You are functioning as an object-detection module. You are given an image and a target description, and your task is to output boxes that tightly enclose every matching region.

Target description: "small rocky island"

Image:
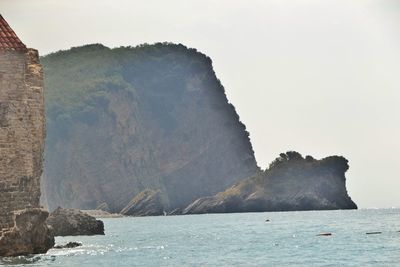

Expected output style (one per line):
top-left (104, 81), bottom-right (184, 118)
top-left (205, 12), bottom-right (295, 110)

top-left (183, 151), bottom-right (357, 214)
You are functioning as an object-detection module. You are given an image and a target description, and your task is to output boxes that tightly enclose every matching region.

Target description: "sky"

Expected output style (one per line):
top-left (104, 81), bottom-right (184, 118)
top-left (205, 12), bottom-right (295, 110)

top-left (2, 0), bottom-right (400, 208)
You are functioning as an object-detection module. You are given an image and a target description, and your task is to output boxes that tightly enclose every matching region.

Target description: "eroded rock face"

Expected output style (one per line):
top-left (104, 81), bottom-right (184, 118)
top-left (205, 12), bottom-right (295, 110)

top-left (0, 209), bottom-right (54, 257)
top-left (120, 189), bottom-right (165, 216)
top-left (183, 152), bottom-right (357, 214)
top-left (42, 43), bottom-right (259, 212)
top-left (47, 207), bottom-right (104, 236)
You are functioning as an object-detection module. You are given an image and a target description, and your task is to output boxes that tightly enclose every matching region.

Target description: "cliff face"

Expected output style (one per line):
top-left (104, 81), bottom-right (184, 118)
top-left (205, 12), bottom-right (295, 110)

top-left (183, 151), bottom-right (357, 214)
top-left (0, 15), bottom-right (53, 256)
top-left (41, 43), bottom-right (259, 212)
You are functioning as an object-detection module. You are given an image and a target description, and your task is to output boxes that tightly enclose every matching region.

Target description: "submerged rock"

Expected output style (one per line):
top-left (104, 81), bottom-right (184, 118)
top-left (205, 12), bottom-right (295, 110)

top-left (317, 233), bottom-right (332, 236)
top-left (366, 232), bottom-right (382, 235)
top-left (0, 209), bottom-right (54, 257)
top-left (47, 207), bottom-right (104, 236)
top-left (183, 152), bottom-right (357, 214)
top-left (120, 189), bottom-right (165, 216)
top-left (54, 242), bottom-right (82, 249)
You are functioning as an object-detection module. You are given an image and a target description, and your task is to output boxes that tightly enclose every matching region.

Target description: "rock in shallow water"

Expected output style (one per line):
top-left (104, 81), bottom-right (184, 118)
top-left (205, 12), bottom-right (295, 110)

top-left (0, 208), bottom-right (54, 257)
top-left (47, 207), bottom-right (104, 236)
top-left (54, 242), bottom-right (82, 249)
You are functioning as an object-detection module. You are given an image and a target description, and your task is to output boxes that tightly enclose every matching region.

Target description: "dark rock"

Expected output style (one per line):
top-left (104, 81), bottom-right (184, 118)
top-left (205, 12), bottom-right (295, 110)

top-left (54, 242), bottom-right (82, 249)
top-left (317, 233), bottom-right (332, 236)
top-left (47, 207), bottom-right (104, 236)
top-left (366, 232), bottom-right (382, 235)
top-left (183, 152), bottom-right (357, 214)
top-left (120, 189), bottom-right (165, 216)
top-left (0, 208), bottom-right (54, 257)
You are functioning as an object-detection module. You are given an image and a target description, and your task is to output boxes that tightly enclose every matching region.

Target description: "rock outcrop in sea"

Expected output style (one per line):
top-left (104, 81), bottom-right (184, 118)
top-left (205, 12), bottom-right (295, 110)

top-left (47, 207), bottom-right (105, 236)
top-left (54, 242), bottom-right (82, 249)
top-left (183, 151), bottom-right (357, 214)
top-left (0, 15), bottom-right (54, 256)
top-left (41, 43), bottom-right (259, 213)
top-left (0, 209), bottom-right (54, 256)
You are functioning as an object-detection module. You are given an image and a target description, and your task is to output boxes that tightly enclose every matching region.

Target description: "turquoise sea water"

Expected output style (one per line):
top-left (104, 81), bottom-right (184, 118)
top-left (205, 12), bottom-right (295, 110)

top-left (1, 209), bottom-right (400, 266)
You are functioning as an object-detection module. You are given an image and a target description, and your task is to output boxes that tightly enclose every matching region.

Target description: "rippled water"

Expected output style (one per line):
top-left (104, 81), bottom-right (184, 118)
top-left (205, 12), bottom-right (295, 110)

top-left (1, 209), bottom-right (400, 266)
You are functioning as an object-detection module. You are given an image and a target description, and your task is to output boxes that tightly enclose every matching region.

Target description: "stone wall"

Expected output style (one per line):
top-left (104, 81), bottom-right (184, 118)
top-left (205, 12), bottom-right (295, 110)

top-left (0, 48), bottom-right (45, 231)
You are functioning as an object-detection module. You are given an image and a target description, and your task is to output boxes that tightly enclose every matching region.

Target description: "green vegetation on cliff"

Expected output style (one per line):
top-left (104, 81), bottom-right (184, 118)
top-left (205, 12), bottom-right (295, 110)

top-left (43, 43), bottom-right (219, 142)
top-left (41, 43), bottom-right (259, 212)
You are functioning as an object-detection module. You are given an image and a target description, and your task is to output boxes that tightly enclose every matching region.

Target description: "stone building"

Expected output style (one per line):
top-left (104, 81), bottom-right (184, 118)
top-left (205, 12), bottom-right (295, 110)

top-left (0, 14), bottom-right (53, 256)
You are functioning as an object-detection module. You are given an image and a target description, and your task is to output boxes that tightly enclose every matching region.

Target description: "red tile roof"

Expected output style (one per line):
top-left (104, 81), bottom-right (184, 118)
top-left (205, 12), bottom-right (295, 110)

top-left (0, 14), bottom-right (27, 51)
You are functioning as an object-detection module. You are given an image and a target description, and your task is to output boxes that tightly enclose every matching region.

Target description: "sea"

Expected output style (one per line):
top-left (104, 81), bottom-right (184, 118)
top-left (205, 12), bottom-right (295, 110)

top-left (1, 209), bottom-right (400, 266)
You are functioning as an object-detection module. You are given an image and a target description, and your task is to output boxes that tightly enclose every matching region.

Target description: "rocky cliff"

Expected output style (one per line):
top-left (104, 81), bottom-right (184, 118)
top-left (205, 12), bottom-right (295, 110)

top-left (183, 151), bottom-right (357, 214)
top-left (41, 43), bottom-right (259, 213)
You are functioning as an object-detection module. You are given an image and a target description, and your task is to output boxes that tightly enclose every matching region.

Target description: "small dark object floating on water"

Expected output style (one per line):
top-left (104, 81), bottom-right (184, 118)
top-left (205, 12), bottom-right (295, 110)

top-left (265, 219), bottom-right (270, 222)
top-left (316, 233), bottom-right (332, 236)
top-left (54, 242), bottom-right (82, 249)
top-left (366, 232), bottom-right (382, 235)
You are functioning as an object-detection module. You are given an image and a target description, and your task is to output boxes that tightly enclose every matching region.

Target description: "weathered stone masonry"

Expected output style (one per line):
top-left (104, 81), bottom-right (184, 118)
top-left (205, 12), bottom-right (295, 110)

top-left (0, 49), bottom-right (45, 230)
top-left (0, 15), bottom-right (53, 256)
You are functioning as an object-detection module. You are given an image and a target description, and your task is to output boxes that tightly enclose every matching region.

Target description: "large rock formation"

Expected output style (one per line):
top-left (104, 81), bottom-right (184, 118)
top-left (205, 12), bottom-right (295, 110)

top-left (0, 209), bottom-right (54, 257)
top-left (120, 189), bottom-right (164, 216)
top-left (183, 152), bottom-right (357, 214)
top-left (41, 43), bottom-right (259, 213)
top-left (47, 207), bottom-right (104, 236)
top-left (0, 15), bottom-right (53, 256)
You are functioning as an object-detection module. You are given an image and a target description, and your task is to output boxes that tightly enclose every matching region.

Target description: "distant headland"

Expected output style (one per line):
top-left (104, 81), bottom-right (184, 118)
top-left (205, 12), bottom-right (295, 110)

top-left (40, 44), bottom-right (357, 216)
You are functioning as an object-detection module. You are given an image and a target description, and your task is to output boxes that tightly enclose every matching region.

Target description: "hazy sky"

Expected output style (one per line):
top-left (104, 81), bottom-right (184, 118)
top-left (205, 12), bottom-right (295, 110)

top-left (2, 0), bottom-right (400, 208)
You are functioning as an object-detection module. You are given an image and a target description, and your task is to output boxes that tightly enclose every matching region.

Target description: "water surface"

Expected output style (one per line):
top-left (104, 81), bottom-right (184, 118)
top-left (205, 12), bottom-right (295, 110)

top-left (1, 209), bottom-right (400, 266)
